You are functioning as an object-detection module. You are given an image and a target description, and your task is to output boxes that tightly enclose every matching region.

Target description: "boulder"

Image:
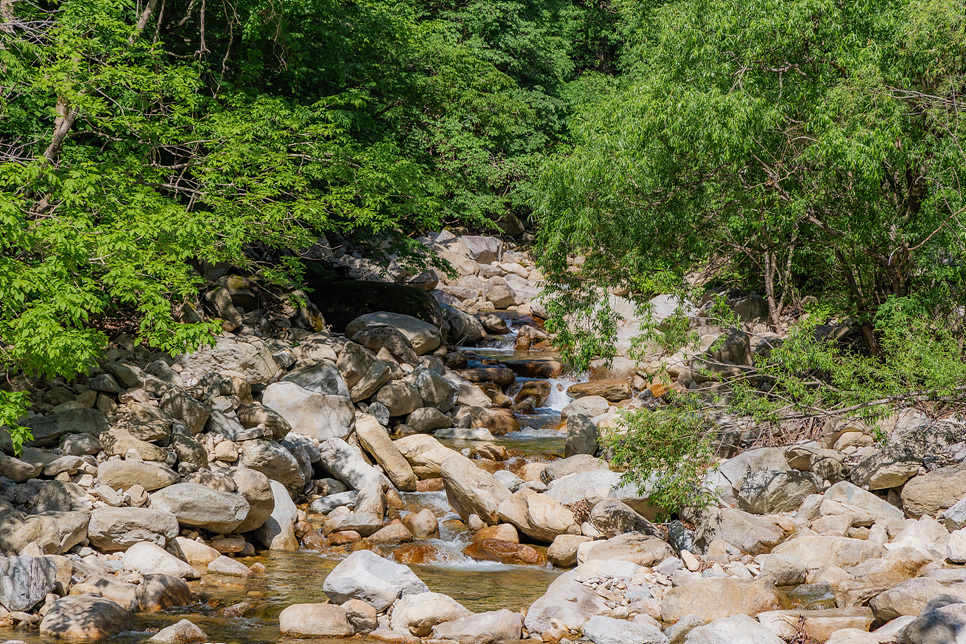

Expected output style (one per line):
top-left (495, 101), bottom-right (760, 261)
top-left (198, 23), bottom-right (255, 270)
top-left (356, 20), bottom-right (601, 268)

top-left (590, 499), bottom-right (661, 539)
top-left (318, 437), bottom-right (383, 490)
top-left (561, 395), bottom-right (610, 419)
top-left (0, 510), bottom-right (90, 556)
top-left (542, 454), bottom-right (609, 482)
top-left (0, 555), bottom-right (57, 612)
top-left (525, 570), bottom-right (609, 631)
top-left (396, 434), bottom-right (460, 478)
top-left (88, 507), bottom-right (180, 551)
top-left (346, 312), bottom-right (442, 356)
top-left (122, 542), bottom-right (199, 579)
top-left (39, 594), bottom-right (132, 641)
top-left (148, 619), bottom-right (208, 644)
top-left (771, 536), bottom-right (885, 569)
top-left (548, 534), bottom-right (594, 568)
top-left (356, 415), bottom-right (417, 491)
top-left (165, 537), bottom-right (220, 567)
top-left (137, 573), bottom-right (193, 611)
top-left (902, 463), bottom-right (966, 518)
top-left (583, 534), bottom-right (673, 566)
top-left (343, 599), bottom-right (378, 634)
top-left (254, 480), bottom-right (299, 551)
top-left (391, 591), bottom-right (472, 637)
top-left (149, 483), bottom-right (249, 533)
top-left (684, 614), bottom-right (783, 644)
top-left (582, 615), bottom-right (668, 644)
top-left (402, 508), bottom-right (439, 539)
top-left (566, 380), bottom-right (633, 402)
top-left (159, 390), bottom-right (210, 435)
top-left (737, 470), bottom-right (822, 514)
top-left (14, 408), bottom-right (109, 449)
top-left (431, 609), bottom-right (523, 644)
top-left (484, 277), bottom-right (516, 309)
top-left (756, 554), bottom-right (807, 586)
top-left (279, 603), bottom-right (354, 637)
top-left (565, 414), bottom-right (599, 458)
top-left (262, 381), bottom-right (354, 441)
top-left (756, 608), bottom-right (875, 642)
top-left (462, 236), bottom-right (502, 264)
top-left (463, 539), bottom-right (545, 565)
top-left (97, 460), bottom-right (179, 492)
top-left (353, 325), bottom-right (421, 365)
top-left (661, 579), bottom-right (781, 624)
top-left (407, 407), bottom-right (453, 433)
top-left (546, 469), bottom-right (622, 507)
top-left (870, 577), bottom-right (966, 622)
top-left (178, 336), bottom-right (280, 384)
top-left (239, 440), bottom-right (305, 494)
top-left (695, 507), bottom-right (785, 555)
top-left (0, 452), bottom-right (42, 482)
top-left (899, 596), bottom-right (966, 644)
top-left (411, 367), bottom-right (459, 412)
top-left (825, 481), bottom-right (905, 523)
top-left (442, 454), bottom-right (512, 525)
top-left (497, 489), bottom-right (578, 542)
top-left (374, 381), bottom-right (423, 417)
top-left (690, 329), bottom-right (752, 382)
top-left (230, 466), bottom-right (275, 533)
top-left (322, 550), bottom-right (428, 611)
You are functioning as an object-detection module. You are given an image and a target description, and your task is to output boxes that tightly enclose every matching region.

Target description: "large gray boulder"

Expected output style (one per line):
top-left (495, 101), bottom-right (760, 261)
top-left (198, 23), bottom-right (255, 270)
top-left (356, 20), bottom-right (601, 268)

top-left (695, 507), bottom-right (784, 555)
top-left (178, 336), bottom-right (280, 384)
top-left (318, 437), bottom-right (383, 490)
top-left (279, 603), bottom-right (354, 637)
top-left (262, 381), bottom-right (354, 441)
top-left (565, 414), bottom-right (598, 458)
top-left (391, 591), bottom-right (472, 637)
top-left (322, 550), bottom-right (428, 611)
top-left (122, 542), bottom-right (199, 579)
top-left (737, 470), bottom-right (822, 514)
top-left (355, 415), bottom-right (417, 491)
top-left (149, 483), bottom-right (250, 533)
top-left (239, 440), bottom-right (305, 494)
top-left (281, 361), bottom-right (349, 395)
top-left (11, 408), bottom-right (109, 449)
top-left (525, 568), bottom-right (609, 632)
top-left (98, 460), bottom-right (179, 492)
top-left (0, 555), bottom-right (58, 612)
top-left (683, 614), bottom-right (784, 644)
top-left (88, 507), bottom-right (180, 551)
top-left (346, 312), bottom-right (442, 356)
top-left (230, 466), bottom-right (275, 533)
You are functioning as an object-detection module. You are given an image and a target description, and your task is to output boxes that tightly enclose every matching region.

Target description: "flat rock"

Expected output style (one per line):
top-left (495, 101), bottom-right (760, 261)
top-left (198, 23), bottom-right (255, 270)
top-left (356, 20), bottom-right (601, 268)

top-left (88, 507), bottom-right (180, 551)
top-left (98, 460), bottom-right (179, 492)
top-left (150, 483), bottom-right (250, 533)
top-left (279, 602), bottom-right (354, 637)
top-left (661, 579), bottom-right (781, 624)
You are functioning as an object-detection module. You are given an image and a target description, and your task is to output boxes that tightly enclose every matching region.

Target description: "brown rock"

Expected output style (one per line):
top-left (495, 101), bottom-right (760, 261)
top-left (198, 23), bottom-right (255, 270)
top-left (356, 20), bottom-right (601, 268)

top-left (566, 379), bottom-right (632, 402)
top-left (463, 539), bottom-right (545, 565)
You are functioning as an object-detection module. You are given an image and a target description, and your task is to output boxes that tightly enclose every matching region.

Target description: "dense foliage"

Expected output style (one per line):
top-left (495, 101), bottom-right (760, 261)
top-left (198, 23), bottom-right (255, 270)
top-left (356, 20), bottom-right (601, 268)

top-left (534, 0), bottom-right (966, 354)
top-left (0, 0), bottom-right (619, 447)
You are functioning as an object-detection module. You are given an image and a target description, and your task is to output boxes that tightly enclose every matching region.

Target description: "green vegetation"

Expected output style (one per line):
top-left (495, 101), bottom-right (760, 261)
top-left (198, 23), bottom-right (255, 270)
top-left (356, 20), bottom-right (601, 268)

top-left (0, 0), bottom-right (619, 448)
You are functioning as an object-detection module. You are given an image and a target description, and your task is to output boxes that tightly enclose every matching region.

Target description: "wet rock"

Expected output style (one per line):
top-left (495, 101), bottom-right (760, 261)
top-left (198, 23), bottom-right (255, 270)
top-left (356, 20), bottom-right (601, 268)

top-left (567, 379), bottom-right (632, 402)
top-left (322, 550), bottom-right (428, 611)
top-left (401, 509), bottom-right (438, 539)
top-left (737, 470), bottom-right (822, 514)
top-left (463, 539), bottom-right (545, 565)
top-left (442, 454), bottom-right (512, 525)
top-left (279, 603), bottom-right (354, 637)
top-left (150, 483), bottom-right (249, 533)
top-left (207, 555), bottom-right (254, 577)
top-left (97, 460), bottom-right (179, 492)
top-left (459, 367), bottom-right (515, 389)
top-left (148, 619), bottom-right (208, 644)
top-left (456, 406), bottom-right (518, 435)
top-left (391, 591), bottom-right (472, 637)
top-left (431, 608), bottom-right (523, 644)
top-left (0, 555), bottom-right (57, 612)
top-left (582, 615), bottom-right (668, 644)
top-left (356, 415), bottom-right (417, 491)
top-left (369, 522), bottom-right (414, 545)
top-left (39, 594), bottom-right (132, 641)
top-left (122, 542), bottom-right (199, 579)
top-left (254, 480), bottom-right (299, 551)
top-left (88, 507), bottom-right (180, 551)
top-left (661, 579), bottom-right (781, 624)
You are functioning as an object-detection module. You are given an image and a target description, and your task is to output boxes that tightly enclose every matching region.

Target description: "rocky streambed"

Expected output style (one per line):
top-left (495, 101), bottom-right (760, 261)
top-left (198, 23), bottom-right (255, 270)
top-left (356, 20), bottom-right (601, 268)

top-left (3, 233), bottom-right (966, 644)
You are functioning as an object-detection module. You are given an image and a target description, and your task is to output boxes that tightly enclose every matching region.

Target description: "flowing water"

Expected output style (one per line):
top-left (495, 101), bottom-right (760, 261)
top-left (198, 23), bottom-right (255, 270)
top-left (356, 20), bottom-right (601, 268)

top-left (3, 313), bottom-right (582, 644)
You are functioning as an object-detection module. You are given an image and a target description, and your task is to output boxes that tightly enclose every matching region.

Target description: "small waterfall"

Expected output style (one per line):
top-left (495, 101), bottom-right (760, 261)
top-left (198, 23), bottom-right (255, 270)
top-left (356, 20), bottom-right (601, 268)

top-left (544, 372), bottom-right (585, 412)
